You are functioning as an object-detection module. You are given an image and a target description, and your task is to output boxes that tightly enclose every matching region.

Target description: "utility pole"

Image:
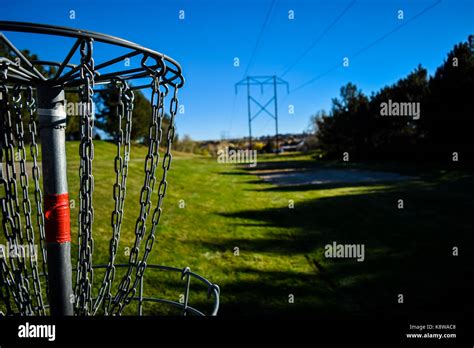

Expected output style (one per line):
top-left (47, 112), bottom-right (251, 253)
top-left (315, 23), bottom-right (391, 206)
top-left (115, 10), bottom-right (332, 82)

top-left (247, 77), bottom-right (252, 148)
top-left (273, 75), bottom-right (279, 152)
top-left (235, 75), bottom-right (289, 153)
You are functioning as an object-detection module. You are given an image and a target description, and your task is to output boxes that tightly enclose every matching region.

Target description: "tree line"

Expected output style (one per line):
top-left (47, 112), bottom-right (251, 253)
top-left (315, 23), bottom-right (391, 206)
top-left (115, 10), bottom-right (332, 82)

top-left (311, 42), bottom-right (474, 162)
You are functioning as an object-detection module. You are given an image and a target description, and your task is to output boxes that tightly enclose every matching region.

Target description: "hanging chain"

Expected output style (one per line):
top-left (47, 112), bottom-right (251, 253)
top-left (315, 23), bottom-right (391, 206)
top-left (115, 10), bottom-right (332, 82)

top-left (75, 38), bottom-right (95, 315)
top-left (0, 65), bottom-right (33, 315)
top-left (0, 257), bottom-right (14, 315)
top-left (0, 34), bottom-right (188, 316)
top-left (26, 86), bottom-right (47, 315)
top-left (124, 84), bottom-right (179, 311)
top-left (93, 80), bottom-right (134, 315)
top-left (12, 85), bottom-right (45, 315)
top-left (0, 66), bottom-right (22, 314)
top-left (111, 74), bottom-right (180, 315)
top-left (110, 71), bottom-right (166, 314)
top-left (10, 87), bottom-right (33, 314)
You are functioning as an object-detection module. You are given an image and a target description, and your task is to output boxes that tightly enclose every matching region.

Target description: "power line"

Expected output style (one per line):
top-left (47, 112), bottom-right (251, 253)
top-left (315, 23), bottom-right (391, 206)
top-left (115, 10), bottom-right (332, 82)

top-left (227, 0), bottom-right (278, 139)
top-left (291, 62), bottom-right (340, 93)
top-left (235, 76), bottom-right (289, 149)
top-left (242, 0), bottom-right (278, 78)
top-left (351, 0), bottom-right (442, 59)
top-left (280, 0), bottom-right (356, 77)
top-left (291, 0), bottom-right (443, 93)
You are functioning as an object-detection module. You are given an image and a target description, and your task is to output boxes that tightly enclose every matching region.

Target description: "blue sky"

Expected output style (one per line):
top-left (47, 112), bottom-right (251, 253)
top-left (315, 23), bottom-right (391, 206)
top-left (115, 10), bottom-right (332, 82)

top-left (1, 0), bottom-right (473, 140)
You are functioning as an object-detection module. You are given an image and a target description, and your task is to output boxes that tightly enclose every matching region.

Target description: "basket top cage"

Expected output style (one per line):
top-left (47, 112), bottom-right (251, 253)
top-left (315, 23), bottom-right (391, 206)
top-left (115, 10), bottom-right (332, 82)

top-left (0, 21), bottom-right (184, 90)
top-left (0, 22), bottom-right (220, 317)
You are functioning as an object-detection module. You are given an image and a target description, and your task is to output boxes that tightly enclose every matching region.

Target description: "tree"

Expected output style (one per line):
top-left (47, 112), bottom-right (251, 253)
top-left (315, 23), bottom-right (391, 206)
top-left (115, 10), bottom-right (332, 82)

top-left (316, 83), bottom-right (370, 159)
top-left (368, 65), bottom-right (429, 159)
top-left (94, 88), bottom-right (170, 143)
top-left (174, 134), bottom-right (196, 153)
top-left (0, 42), bottom-right (83, 140)
top-left (314, 40), bottom-right (474, 162)
top-left (422, 42), bottom-right (474, 155)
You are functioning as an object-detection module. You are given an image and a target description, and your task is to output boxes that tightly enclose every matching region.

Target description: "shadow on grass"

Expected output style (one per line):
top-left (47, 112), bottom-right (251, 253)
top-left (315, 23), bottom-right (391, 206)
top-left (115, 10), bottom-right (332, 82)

top-left (246, 180), bottom-right (412, 192)
top-left (201, 177), bottom-right (474, 317)
top-left (235, 156), bottom-right (470, 179)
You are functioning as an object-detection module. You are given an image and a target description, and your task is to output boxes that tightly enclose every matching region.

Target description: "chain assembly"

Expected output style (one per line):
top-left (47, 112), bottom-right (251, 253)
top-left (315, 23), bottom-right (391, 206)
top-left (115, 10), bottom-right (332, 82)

top-left (75, 38), bottom-right (96, 316)
top-left (93, 79), bottom-right (134, 315)
top-left (26, 85), bottom-right (48, 314)
top-left (126, 83), bottom-right (179, 310)
top-left (12, 84), bottom-right (45, 315)
top-left (0, 22), bottom-right (219, 317)
top-left (0, 64), bottom-right (23, 315)
top-left (110, 69), bottom-right (165, 314)
top-left (0, 65), bottom-right (38, 315)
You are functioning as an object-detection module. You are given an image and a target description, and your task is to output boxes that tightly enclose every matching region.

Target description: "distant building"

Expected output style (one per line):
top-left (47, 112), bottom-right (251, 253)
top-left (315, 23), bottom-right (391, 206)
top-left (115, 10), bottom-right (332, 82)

top-left (280, 140), bottom-right (305, 152)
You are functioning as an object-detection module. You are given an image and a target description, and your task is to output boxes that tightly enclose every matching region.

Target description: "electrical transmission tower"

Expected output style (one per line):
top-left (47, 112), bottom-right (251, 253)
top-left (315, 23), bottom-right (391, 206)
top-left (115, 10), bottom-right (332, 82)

top-left (235, 76), bottom-right (289, 151)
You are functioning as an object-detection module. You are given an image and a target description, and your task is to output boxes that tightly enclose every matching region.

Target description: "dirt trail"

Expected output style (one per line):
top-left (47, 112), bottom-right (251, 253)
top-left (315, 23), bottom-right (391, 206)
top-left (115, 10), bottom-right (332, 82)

top-left (257, 167), bottom-right (416, 186)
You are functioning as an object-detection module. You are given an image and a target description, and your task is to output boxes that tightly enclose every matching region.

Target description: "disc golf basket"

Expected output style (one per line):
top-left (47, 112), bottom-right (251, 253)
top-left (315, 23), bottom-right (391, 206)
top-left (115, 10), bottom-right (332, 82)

top-left (0, 22), bottom-right (219, 316)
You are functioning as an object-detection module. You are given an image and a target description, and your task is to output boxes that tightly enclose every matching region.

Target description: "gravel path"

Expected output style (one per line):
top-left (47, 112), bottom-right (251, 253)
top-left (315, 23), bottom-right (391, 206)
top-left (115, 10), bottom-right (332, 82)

top-left (258, 168), bottom-right (416, 186)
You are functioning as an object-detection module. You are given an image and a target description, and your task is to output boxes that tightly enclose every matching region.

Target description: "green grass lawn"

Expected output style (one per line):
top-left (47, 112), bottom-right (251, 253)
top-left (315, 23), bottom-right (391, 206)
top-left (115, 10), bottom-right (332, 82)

top-left (1, 141), bottom-right (473, 317)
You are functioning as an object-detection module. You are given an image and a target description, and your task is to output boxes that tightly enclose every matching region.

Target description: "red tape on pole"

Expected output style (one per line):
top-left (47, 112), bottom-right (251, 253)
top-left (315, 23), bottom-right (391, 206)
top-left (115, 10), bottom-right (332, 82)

top-left (44, 193), bottom-right (71, 243)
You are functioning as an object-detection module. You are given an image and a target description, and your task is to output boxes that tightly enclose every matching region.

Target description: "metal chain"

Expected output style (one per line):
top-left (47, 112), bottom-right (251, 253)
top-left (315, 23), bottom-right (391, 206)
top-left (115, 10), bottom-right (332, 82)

top-left (111, 76), bottom-right (180, 315)
top-left (75, 38), bottom-right (95, 315)
top-left (10, 87), bottom-right (33, 314)
top-left (123, 84), bottom-right (179, 311)
top-left (0, 66), bottom-right (21, 314)
top-left (0, 39), bottom-right (187, 316)
top-left (93, 79), bottom-right (134, 315)
top-left (0, 66), bottom-right (33, 315)
top-left (0, 256), bottom-right (14, 315)
top-left (10, 88), bottom-right (30, 295)
top-left (26, 86), bottom-right (47, 315)
top-left (110, 72), bottom-right (166, 315)
top-left (0, 75), bottom-right (20, 314)
top-left (12, 85), bottom-right (45, 315)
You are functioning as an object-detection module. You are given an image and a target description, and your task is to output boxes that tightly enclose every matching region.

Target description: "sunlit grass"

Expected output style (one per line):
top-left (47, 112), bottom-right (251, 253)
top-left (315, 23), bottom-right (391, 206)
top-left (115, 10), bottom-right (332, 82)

top-left (1, 142), bottom-right (473, 316)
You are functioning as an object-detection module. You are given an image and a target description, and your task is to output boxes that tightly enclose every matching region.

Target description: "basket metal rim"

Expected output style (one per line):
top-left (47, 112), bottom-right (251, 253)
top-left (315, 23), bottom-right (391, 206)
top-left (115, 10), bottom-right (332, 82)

top-left (77, 263), bottom-right (220, 316)
top-left (0, 21), bottom-right (184, 88)
top-left (24, 265), bottom-right (220, 316)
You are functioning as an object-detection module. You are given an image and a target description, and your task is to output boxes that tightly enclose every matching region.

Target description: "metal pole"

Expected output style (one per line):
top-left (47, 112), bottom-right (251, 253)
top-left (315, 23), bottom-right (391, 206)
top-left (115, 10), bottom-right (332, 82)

top-left (273, 75), bottom-right (279, 154)
top-left (246, 77), bottom-right (252, 149)
top-left (38, 84), bottom-right (74, 316)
